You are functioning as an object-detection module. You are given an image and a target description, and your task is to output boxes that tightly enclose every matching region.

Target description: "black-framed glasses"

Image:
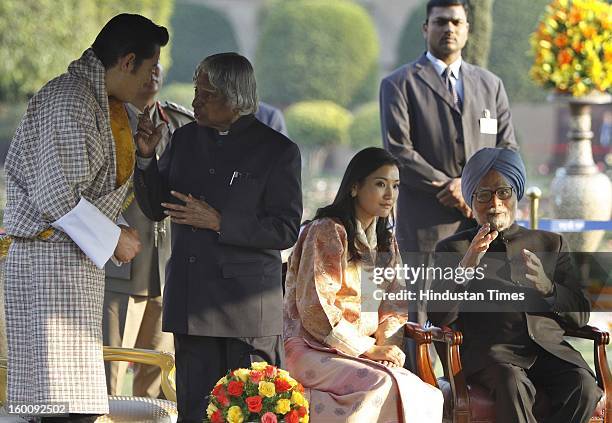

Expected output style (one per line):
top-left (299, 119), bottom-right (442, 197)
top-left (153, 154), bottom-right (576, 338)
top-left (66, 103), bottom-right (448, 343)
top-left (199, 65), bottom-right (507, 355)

top-left (473, 186), bottom-right (513, 203)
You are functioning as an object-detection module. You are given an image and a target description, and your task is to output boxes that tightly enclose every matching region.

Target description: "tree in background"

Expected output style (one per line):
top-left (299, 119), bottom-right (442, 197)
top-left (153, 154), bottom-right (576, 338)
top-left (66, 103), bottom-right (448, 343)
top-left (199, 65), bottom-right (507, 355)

top-left (462, 0), bottom-right (493, 68)
top-left (285, 100), bottom-right (353, 174)
top-left (0, 0), bottom-right (173, 101)
top-left (488, 0), bottom-right (549, 103)
top-left (348, 102), bottom-right (382, 150)
top-left (256, 0), bottom-right (379, 108)
top-left (165, 2), bottom-right (238, 84)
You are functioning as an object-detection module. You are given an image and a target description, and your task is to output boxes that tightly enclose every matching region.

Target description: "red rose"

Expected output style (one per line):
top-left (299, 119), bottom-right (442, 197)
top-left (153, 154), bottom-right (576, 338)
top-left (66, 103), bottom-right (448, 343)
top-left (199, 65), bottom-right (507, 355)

top-left (297, 383), bottom-right (305, 393)
top-left (298, 406), bottom-right (307, 417)
top-left (286, 410), bottom-right (300, 423)
top-left (250, 370), bottom-right (264, 384)
top-left (261, 412), bottom-right (278, 423)
top-left (227, 380), bottom-right (244, 397)
top-left (274, 378), bottom-right (292, 393)
top-left (212, 384), bottom-right (224, 396)
top-left (264, 365), bottom-right (277, 378)
top-left (211, 410), bottom-right (224, 423)
top-left (246, 395), bottom-right (263, 413)
top-left (215, 392), bottom-right (230, 407)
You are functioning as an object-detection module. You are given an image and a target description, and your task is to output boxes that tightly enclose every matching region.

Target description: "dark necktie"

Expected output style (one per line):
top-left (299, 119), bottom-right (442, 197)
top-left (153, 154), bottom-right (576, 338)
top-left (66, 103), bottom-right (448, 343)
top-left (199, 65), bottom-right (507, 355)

top-left (443, 67), bottom-right (462, 112)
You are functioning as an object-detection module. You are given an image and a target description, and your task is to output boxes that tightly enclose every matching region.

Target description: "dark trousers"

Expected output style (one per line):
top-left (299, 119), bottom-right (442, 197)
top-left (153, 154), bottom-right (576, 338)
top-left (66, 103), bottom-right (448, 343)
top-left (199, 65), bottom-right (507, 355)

top-left (469, 348), bottom-right (601, 423)
top-left (174, 334), bottom-right (284, 423)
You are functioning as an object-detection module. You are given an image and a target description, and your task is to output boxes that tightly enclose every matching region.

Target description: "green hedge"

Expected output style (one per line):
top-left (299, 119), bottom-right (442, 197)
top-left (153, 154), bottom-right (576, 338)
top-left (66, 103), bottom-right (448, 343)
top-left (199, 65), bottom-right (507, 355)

top-left (165, 2), bottom-right (238, 84)
top-left (256, 0), bottom-right (379, 108)
top-left (285, 101), bottom-right (353, 149)
top-left (0, 0), bottom-right (173, 101)
top-left (487, 0), bottom-right (549, 103)
top-left (349, 102), bottom-right (382, 149)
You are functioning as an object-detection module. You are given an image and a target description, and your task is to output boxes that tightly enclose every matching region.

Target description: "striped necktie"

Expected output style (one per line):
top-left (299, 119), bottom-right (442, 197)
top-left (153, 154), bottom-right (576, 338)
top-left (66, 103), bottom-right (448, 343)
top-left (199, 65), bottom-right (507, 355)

top-left (443, 67), bottom-right (462, 112)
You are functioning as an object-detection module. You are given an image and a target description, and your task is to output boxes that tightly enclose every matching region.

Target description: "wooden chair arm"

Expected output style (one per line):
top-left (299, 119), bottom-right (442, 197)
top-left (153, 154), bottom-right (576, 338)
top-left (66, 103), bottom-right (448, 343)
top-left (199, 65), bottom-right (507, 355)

top-left (564, 325), bottom-right (612, 420)
top-left (404, 322), bottom-right (437, 387)
top-left (103, 347), bottom-right (176, 402)
top-left (429, 325), bottom-right (470, 423)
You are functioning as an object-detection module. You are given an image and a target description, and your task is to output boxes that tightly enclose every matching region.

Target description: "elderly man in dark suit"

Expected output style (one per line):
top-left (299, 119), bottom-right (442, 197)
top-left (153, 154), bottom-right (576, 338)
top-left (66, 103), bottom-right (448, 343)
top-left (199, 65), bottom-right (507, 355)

top-left (133, 53), bottom-right (302, 422)
top-left (429, 148), bottom-right (601, 423)
top-left (380, 0), bottom-right (518, 369)
top-left (103, 62), bottom-right (193, 398)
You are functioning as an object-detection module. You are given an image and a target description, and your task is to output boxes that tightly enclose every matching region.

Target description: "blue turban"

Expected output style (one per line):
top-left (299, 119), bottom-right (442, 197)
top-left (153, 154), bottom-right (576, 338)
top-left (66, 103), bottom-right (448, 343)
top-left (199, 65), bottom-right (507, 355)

top-left (461, 148), bottom-right (526, 206)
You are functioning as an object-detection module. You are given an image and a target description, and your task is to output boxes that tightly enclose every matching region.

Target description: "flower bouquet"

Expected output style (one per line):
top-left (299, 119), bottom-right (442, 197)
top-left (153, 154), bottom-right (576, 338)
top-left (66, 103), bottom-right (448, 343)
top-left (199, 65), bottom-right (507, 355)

top-left (529, 0), bottom-right (612, 96)
top-left (204, 362), bottom-right (309, 423)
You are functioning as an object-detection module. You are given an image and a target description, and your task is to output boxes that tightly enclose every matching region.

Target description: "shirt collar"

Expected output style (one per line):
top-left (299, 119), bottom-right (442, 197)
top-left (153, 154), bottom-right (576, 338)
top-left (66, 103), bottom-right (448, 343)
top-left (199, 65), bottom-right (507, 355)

top-left (426, 51), bottom-right (462, 79)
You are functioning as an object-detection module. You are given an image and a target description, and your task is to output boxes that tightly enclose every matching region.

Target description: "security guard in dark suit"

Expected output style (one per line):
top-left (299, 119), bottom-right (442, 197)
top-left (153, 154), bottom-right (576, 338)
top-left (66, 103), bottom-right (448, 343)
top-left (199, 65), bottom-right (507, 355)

top-left (103, 63), bottom-right (193, 397)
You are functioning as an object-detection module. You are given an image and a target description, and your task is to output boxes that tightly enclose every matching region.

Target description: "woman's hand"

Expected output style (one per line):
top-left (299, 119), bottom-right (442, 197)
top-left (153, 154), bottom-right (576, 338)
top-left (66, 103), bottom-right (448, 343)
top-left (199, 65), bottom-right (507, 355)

top-left (362, 345), bottom-right (405, 368)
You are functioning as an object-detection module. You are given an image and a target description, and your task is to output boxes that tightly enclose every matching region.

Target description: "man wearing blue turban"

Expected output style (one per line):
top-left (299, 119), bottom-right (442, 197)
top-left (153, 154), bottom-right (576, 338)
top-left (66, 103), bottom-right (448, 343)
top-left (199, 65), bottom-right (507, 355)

top-left (429, 148), bottom-right (601, 422)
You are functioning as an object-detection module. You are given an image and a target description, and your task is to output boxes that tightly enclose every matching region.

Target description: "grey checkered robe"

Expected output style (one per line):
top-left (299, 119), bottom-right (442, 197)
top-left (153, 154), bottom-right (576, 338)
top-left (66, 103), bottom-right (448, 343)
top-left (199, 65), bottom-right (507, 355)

top-left (3, 49), bottom-right (129, 414)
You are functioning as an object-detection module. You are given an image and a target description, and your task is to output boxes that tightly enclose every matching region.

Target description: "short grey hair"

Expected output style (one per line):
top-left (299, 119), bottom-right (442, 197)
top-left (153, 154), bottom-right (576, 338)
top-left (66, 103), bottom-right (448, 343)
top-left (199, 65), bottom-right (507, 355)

top-left (193, 53), bottom-right (258, 116)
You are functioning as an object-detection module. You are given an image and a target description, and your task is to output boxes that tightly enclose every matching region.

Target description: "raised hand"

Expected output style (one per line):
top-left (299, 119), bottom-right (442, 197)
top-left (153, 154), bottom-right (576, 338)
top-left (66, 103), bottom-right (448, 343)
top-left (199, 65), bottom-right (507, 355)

top-left (522, 248), bottom-right (554, 296)
top-left (460, 223), bottom-right (498, 268)
top-left (134, 105), bottom-right (166, 158)
top-left (162, 190), bottom-right (222, 231)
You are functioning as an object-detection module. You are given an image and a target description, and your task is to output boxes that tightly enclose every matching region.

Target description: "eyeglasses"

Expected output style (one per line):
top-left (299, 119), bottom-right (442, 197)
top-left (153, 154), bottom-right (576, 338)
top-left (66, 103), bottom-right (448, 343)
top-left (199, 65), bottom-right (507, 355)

top-left (473, 186), bottom-right (513, 203)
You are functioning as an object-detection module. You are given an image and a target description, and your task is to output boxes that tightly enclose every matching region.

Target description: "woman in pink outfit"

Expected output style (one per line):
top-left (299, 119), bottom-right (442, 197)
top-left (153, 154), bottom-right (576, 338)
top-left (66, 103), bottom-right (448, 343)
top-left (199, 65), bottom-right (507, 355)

top-left (283, 147), bottom-right (443, 422)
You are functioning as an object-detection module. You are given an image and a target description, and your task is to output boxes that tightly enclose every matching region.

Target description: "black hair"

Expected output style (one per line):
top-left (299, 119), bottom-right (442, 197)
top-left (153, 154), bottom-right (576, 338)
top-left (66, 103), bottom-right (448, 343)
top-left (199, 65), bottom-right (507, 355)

top-left (92, 13), bottom-right (169, 70)
top-left (426, 0), bottom-right (468, 20)
top-left (313, 147), bottom-right (400, 262)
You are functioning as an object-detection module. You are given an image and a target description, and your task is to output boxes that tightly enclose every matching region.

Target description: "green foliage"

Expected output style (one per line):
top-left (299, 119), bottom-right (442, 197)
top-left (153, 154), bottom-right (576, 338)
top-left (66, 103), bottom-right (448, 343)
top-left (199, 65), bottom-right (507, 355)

top-left (285, 101), bottom-right (353, 149)
top-left (159, 82), bottom-right (194, 108)
top-left (488, 0), bottom-right (549, 103)
top-left (462, 0), bottom-right (493, 68)
top-left (394, 1), bottom-right (427, 69)
top-left (0, 0), bottom-right (173, 101)
top-left (165, 2), bottom-right (239, 84)
top-left (349, 102), bottom-right (382, 149)
top-left (256, 0), bottom-right (379, 108)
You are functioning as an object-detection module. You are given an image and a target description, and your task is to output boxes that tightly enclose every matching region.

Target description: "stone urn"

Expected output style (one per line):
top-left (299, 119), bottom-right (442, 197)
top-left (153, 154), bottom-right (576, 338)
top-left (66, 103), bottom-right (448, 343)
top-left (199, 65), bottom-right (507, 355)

top-left (549, 92), bottom-right (612, 252)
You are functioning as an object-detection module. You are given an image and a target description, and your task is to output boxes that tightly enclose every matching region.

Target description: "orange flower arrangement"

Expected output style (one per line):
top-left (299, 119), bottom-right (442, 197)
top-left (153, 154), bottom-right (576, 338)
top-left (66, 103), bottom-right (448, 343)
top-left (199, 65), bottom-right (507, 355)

top-left (530, 0), bottom-right (612, 96)
top-left (204, 362), bottom-right (309, 423)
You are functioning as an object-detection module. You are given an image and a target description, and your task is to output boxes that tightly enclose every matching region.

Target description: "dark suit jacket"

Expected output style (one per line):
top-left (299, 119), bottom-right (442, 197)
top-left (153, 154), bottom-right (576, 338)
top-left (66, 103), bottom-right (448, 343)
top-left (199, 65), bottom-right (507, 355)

top-left (105, 101), bottom-right (193, 296)
top-left (380, 54), bottom-right (518, 251)
top-left (134, 115), bottom-right (302, 337)
top-left (429, 223), bottom-right (592, 377)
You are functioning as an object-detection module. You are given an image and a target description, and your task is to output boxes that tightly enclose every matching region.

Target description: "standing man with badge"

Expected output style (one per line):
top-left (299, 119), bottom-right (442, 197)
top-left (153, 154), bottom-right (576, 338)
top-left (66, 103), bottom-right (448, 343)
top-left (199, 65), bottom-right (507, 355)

top-left (104, 62), bottom-right (194, 398)
top-left (379, 0), bottom-right (518, 370)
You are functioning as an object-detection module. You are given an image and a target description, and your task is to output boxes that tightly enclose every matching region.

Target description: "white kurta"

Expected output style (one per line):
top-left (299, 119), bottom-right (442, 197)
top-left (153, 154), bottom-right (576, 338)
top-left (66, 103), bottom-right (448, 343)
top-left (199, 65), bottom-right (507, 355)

top-left (3, 49), bottom-right (128, 414)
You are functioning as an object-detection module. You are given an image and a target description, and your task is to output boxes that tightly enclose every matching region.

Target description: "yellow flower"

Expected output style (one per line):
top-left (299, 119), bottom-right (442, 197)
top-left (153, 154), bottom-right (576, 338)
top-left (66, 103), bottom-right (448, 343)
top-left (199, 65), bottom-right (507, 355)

top-left (275, 399), bottom-right (292, 415)
top-left (206, 403), bottom-right (218, 419)
top-left (300, 416), bottom-right (310, 423)
top-left (277, 369), bottom-right (298, 387)
top-left (291, 391), bottom-right (307, 407)
top-left (234, 368), bottom-right (250, 382)
top-left (259, 381), bottom-right (276, 398)
top-left (227, 405), bottom-right (244, 423)
top-left (216, 376), bottom-right (228, 386)
top-left (251, 362), bottom-right (269, 371)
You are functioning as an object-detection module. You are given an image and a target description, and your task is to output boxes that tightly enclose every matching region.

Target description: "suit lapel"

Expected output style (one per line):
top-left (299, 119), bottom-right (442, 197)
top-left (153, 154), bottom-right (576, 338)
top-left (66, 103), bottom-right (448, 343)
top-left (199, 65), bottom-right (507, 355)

top-left (460, 62), bottom-right (477, 119)
top-left (415, 54), bottom-right (458, 112)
